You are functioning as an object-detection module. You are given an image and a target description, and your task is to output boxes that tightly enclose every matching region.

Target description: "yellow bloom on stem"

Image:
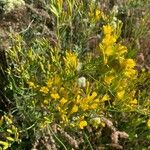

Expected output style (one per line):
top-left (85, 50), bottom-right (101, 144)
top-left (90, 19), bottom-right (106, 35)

top-left (60, 97), bottom-right (67, 105)
top-left (61, 114), bottom-right (68, 123)
top-left (80, 103), bottom-right (89, 111)
top-left (79, 120), bottom-right (87, 129)
top-left (64, 51), bottom-right (78, 70)
top-left (56, 0), bottom-right (63, 11)
top-left (121, 59), bottom-right (136, 78)
top-left (104, 75), bottom-right (114, 85)
top-left (89, 92), bottom-right (97, 100)
top-left (46, 79), bottom-right (53, 88)
top-left (125, 59), bottom-right (136, 69)
top-left (117, 90), bottom-right (125, 99)
top-left (90, 103), bottom-right (98, 109)
top-left (95, 9), bottom-right (102, 21)
top-left (102, 34), bottom-right (116, 46)
top-left (54, 75), bottom-right (61, 85)
top-left (103, 25), bottom-right (113, 35)
top-left (130, 99), bottom-right (138, 106)
top-left (117, 44), bottom-right (127, 55)
top-left (124, 69), bottom-right (136, 78)
top-left (71, 105), bottom-right (78, 114)
top-left (89, 9), bottom-right (101, 22)
top-left (105, 46), bottom-right (114, 56)
top-left (40, 86), bottom-right (49, 94)
top-left (51, 93), bottom-right (60, 100)
top-left (28, 81), bottom-right (36, 88)
top-left (101, 94), bottom-right (110, 102)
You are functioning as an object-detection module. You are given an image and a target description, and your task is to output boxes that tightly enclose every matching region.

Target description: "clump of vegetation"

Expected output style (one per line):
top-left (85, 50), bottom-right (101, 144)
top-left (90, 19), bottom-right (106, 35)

top-left (0, 0), bottom-right (25, 13)
top-left (0, 0), bottom-right (149, 149)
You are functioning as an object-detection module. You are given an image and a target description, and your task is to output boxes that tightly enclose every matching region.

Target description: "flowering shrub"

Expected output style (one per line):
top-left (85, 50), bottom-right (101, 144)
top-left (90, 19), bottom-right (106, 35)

top-left (6, 25), bottom-right (139, 131)
top-left (3, 0), bottom-right (150, 149)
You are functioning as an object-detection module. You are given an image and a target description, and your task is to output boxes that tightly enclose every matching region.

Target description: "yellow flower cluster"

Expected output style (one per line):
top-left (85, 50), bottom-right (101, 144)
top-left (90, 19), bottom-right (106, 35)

top-left (36, 75), bottom-right (103, 129)
top-left (74, 92), bottom-right (99, 111)
top-left (79, 120), bottom-right (87, 129)
top-left (121, 58), bottom-right (137, 78)
top-left (40, 86), bottom-right (49, 94)
top-left (51, 92), bottom-right (60, 100)
top-left (104, 75), bottom-right (115, 85)
top-left (89, 9), bottom-right (103, 22)
top-left (116, 44), bottom-right (127, 56)
top-left (24, 13), bottom-right (139, 131)
top-left (64, 51), bottom-right (78, 73)
top-left (101, 25), bottom-right (117, 56)
top-left (56, 89), bottom-right (101, 129)
top-left (117, 90), bottom-right (125, 100)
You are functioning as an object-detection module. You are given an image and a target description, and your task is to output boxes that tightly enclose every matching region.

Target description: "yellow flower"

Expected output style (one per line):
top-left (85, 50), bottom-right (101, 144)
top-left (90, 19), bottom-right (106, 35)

top-left (104, 75), bottom-right (114, 85)
top-left (59, 87), bottom-right (68, 98)
top-left (71, 105), bottom-right (78, 114)
top-left (40, 86), bottom-right (49, 94)
top-left (89, 92), bottom-right (97, 100)
top-left (121, 59), bottom-right (136, 78)
top-left (28, 81), bottom-right (36, 88)
top-left (80, 103), bottom-right (89, 111)
top-left (64, 51), bottom-right (78, 71)
top-left (125, 59), bottom-right (136, 69)
top-left (51, 93), bottom-right (60, 99)
top-left (130, 99), bottom-right (138, 106)
top-left (60, 97), bottom-right (67, 105)
top-left (79, 120), bottom-right (87, 129)
top-left (103, 25), bottom-right (113, 35)
top-left (117, 44), bottom-right (127, 55)
top-left (56, 0), bottom-right (63, 10)
top-left (61, 114), bottom-right (68, 123)
top-left (101, 94), bottom-right (110, 102)
top-left (105, 46), bottom-right (114, 56)
top-left (46, 79), bottom-right (53, 88)
top-left (95, 9), bottom-right (102, 21)
top-left (102, 34), bottom-right (116, 46)
top-left (54, 75), bottom-right (61, 85)
top-left (117, 90), bottom-right (125, 99)
top-left (147, 119), bottom-right (150, 128)
top-left (90, 103), bottom-right (98, 109)
top-left (124, 69), bottom-right (137, 78)
top-left (89, 9), bottom-right (102, 22)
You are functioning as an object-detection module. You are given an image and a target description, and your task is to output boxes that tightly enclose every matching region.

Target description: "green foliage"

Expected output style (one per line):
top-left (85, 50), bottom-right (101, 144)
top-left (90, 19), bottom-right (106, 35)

top-left (0, 115), bottom-right (20, 150)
